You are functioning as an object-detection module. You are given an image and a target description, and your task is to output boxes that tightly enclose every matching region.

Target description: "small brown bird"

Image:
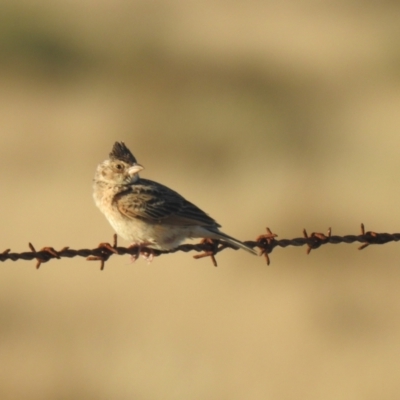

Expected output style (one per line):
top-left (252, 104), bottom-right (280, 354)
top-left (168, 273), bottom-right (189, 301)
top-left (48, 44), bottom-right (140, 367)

top-left (93, 142), bottom-right (256, 258)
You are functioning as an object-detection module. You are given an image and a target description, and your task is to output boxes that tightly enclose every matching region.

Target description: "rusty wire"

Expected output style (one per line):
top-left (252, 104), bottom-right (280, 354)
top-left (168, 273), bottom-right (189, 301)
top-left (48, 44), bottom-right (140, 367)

top-left (1, 224), bottom-right (399, 269)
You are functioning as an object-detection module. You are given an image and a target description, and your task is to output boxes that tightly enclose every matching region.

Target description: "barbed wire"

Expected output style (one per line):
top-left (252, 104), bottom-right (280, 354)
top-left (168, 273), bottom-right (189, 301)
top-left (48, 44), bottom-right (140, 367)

top-left (1, 224), bottom-right (399, 269)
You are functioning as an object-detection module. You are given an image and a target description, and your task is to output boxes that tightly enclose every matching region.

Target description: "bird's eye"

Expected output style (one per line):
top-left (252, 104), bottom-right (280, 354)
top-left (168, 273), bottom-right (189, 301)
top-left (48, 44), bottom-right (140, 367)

top-left (115, 163), bottom-right (123, 170)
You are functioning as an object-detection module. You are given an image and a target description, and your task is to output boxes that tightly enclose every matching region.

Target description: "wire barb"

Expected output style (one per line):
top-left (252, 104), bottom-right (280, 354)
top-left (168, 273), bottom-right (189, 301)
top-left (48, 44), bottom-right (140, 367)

top-left (2, 223), bottom-right (400, 268)
top-left (192, 238), bottom-right (221, 267)
top-left (256, 228), bottom-right (278, 265)
top-left (28, 243), bottom-right (61, 269)
top-left (303, 228), bottom-right (332, 254)
top-left (357, 223), bottom-right (390, 249)
top-left (86, 235), bottom-right (119, 270)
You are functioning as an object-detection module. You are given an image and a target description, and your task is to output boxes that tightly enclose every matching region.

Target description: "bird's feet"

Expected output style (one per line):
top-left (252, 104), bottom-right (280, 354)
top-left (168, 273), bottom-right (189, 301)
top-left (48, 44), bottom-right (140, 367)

top-left (128, 242), bottom-right (155, 264)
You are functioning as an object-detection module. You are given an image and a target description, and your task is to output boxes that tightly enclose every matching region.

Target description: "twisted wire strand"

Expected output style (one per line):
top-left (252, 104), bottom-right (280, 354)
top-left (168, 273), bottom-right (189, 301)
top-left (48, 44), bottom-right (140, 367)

top-left (1, 224), bottom-right (398, 269)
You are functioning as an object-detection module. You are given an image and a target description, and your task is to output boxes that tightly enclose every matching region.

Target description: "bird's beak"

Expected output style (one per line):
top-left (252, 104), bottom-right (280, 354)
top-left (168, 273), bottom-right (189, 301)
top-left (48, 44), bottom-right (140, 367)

top-left (128, 164), bottom-right (144, 175)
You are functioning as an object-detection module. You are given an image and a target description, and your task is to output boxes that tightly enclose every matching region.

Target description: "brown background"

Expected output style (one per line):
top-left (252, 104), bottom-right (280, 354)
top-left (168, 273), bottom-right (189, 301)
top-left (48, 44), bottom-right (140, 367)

top-left (1, 1), bottom-right (400, 399)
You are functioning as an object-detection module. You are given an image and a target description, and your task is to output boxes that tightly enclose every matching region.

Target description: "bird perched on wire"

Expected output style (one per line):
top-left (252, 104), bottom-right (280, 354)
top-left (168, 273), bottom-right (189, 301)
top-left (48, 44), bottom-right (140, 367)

top-left (93, 142), bottom-right (257, 260)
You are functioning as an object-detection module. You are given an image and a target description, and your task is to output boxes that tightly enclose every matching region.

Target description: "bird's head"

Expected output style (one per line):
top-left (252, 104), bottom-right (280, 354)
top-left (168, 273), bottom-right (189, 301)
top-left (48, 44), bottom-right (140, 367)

top-left (94, 142), bottom-right (144, 185)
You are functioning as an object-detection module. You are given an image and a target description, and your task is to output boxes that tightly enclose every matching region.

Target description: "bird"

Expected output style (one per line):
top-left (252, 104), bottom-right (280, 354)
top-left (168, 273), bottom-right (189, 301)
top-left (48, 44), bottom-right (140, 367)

top-left (93, 142), bottom-right (257, 259)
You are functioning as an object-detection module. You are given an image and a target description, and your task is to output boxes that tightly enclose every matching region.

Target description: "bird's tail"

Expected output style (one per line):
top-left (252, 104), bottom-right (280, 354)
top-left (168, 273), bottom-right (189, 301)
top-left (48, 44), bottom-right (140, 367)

top-left (206, 229), bottom-right (258, 255)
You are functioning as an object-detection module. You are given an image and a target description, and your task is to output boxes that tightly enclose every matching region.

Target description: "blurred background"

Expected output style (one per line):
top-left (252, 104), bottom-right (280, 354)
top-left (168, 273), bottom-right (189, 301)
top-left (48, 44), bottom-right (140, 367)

top-left (1, 0), bottom-right (400, 399)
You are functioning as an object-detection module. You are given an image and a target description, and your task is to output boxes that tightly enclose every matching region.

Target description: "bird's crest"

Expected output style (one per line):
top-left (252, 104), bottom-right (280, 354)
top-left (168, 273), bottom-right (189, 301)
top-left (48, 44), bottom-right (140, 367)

top-left (109, 142), bottom-right (137, 164)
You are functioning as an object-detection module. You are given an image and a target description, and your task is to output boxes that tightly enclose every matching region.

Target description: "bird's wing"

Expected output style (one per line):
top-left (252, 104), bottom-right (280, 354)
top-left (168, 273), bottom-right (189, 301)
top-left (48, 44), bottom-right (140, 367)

top-left (114, 179), bottom-right (220, 227)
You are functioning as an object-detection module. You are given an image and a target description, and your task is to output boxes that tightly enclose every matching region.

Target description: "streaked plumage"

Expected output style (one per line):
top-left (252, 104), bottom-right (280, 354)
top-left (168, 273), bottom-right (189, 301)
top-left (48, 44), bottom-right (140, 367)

top-left (93, 142), bottom-right (256, 255)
